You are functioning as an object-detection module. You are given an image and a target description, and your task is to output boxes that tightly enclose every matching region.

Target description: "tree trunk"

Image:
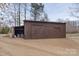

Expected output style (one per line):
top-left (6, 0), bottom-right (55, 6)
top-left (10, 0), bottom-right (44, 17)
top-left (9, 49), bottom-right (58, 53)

top-left (24, 4), bottom-right (27, 20)
top-left (18, 3), bottom-right (20, 26)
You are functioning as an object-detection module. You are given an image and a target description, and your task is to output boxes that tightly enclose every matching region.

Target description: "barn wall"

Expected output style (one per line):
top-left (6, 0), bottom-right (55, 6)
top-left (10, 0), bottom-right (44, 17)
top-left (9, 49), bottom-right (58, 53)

top-left (24, 21), bottom-right (66, 39)
top-left (66, 22), bottom-right (77, 33)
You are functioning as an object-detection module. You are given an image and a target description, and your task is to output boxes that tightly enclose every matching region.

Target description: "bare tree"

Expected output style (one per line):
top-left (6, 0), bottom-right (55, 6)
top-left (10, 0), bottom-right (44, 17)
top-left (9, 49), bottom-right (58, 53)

top-left (69, 3), bottom-right (79, 29)
top-left (24, 3), bottom-right (27, 20)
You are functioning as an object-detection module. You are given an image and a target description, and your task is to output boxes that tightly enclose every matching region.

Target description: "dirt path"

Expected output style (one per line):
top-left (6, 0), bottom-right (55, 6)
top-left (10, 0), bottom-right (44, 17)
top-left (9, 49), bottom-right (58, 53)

top-left (0, 34), bottom-right (79, 56)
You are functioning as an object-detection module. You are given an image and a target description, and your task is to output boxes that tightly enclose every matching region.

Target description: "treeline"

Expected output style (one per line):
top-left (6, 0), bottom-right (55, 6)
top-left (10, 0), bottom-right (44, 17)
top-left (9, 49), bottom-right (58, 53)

top-left (0, 26), bottom-right (10, 34)
top-left (0, 3), bottom-right (49, 27)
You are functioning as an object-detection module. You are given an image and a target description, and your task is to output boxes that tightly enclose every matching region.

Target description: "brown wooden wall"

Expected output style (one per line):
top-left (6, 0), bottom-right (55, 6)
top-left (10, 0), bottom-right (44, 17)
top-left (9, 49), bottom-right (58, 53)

top-left (24, 20), bottom-right (66, 39)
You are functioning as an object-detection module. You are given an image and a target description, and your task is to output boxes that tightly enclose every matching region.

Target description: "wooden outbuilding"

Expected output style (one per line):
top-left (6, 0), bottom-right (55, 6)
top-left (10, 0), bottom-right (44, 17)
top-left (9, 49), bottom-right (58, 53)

top-left (13, 20), bottom-right (66, 39)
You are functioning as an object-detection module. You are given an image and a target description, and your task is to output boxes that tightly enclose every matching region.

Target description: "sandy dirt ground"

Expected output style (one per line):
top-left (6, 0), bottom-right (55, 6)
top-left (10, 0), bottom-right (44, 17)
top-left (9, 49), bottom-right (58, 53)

top-left (0, 33), bottom-right (79, 56)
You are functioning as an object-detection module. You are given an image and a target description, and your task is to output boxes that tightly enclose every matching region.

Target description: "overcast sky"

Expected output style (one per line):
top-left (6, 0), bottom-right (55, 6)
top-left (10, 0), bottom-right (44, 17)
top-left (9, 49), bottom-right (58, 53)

top-left (44, 3), bottom-right (77, 21)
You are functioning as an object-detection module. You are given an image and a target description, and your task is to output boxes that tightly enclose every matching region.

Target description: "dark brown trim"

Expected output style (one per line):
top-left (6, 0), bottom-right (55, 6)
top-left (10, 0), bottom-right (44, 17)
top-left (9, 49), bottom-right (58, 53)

top-left (24, 20), bottom-right (66, 24)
